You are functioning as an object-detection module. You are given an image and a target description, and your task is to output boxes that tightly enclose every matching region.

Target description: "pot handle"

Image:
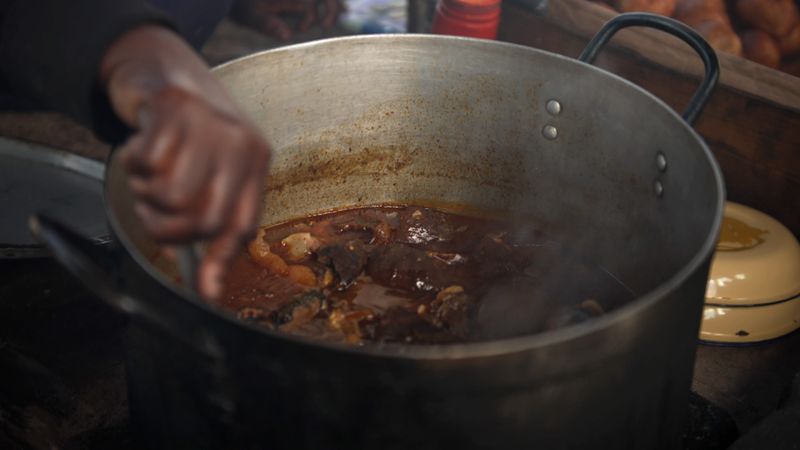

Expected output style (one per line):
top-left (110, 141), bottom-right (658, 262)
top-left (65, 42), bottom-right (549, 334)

top-left (578, 13), bottom-right (720, 125)
top-left (31, 215), bottom-right (239, 419)
top-left (29, 214), bottom-right (175, 332)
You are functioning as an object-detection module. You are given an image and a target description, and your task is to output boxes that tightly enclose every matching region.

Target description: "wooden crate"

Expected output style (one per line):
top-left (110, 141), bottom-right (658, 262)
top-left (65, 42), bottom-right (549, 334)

top-left (499, 0), bottom-right (800, 235)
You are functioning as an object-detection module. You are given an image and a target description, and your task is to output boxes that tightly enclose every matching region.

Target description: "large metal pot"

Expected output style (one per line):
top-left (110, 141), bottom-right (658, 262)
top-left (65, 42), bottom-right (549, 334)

top-left (34, 14), bottom-right (724, 450)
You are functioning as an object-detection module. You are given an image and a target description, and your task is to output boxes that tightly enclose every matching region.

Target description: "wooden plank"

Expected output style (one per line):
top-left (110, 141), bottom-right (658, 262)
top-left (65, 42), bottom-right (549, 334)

top-left (507, 0), bottom-right (800, 112)
top-left (499, 2), bottom-right (800, 236)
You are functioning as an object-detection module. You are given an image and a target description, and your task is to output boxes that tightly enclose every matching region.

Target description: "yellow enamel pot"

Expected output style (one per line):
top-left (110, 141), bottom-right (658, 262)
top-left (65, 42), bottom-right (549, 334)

top-left (701, 202), bottom-right (800, 343)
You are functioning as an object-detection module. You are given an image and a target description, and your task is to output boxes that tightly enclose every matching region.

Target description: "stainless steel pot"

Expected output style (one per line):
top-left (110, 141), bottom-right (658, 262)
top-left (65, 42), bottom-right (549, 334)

top-left (34, 14), bottom-right (724, 450)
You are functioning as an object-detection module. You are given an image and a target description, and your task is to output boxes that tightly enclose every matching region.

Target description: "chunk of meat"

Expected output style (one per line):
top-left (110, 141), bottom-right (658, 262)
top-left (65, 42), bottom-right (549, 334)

top-left (367, 244), bottom-right (476, 292)
top-left (473, 234), bottom-right (533, 279)
top-left (544, 299), bottom-right (606, 331)
top-left (237, 307), bottom-right (269, 322)
top-left (287, 264), bottom-right (318, 287)
top-left (376, 306), bottom-right (461, 344)
top-left (247, 229), bottom-right (289, 275)
top-left (279, 232), bottom-right (321, 262)
top-left (426, 285), bottom-right (475, 339)
top-left (272, 291), bottom-right (325, 331)
top-left (372, 221), bottom-right (393, 244)
top-left (317, 240), bottom-right (369, 288)
top-left (331, 215), bottom-right (378, 234)
top-left (320, 268), bottom-right (335, 288)
top-left (219, 266), bottom-right (305, 315)
top-left (580, 299), bottom-right (605, 316)
top-left (473, 275), bottom-right (553, 340)
top-left (329, 307), bottom-right (374, 344)
top-left (326, 209), bottom-right (398, 245)
top-left (397, 208), bottom-right (455, 247)
top-left (427, 251), bottom-right (468, 265)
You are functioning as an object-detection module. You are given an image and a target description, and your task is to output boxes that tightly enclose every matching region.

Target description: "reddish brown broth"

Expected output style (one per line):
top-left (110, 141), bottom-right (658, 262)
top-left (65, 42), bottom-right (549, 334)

top-left (217, 205), bottom-right (632, 345)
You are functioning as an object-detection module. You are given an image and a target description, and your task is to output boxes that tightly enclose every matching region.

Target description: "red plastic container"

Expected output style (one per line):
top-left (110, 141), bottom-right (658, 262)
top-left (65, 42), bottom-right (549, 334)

top-left (431, 0), bottom-right (502, 40)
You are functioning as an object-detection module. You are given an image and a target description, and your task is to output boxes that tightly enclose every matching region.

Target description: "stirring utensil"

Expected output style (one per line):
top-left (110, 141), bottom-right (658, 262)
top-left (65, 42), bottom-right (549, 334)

top-left (137, 107), bottom-right (203, 294)
top-left (176, 244), bottom-right (203, 294)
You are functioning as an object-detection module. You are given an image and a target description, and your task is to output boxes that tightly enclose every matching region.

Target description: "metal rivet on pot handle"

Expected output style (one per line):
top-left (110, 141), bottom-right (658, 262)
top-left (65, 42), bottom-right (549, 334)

top-left (542, 124), bottom-right (558, 140)
top-left (656, 152), bottom-right (668, 172)
top-left (578, 13), bottom-right (720, 125)
top-left (653, 180), bottom-right (664, 198)
top-left (545, 99), bottom-right (562, 116)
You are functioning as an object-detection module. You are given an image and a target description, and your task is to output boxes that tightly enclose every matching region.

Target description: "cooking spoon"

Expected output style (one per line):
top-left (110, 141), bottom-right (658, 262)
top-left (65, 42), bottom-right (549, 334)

top-left (136, 108), bottom-right (203, 294)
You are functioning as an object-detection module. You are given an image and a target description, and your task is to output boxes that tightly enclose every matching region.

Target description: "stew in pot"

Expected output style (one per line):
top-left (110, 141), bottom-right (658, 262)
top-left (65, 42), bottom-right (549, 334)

top-left (216, 205), bottom-right (634, 344)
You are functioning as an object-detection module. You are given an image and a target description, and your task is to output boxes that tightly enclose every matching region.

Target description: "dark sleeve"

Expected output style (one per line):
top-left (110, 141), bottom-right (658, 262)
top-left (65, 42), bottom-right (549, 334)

top-left (0, 0), bottom-right (176, 143)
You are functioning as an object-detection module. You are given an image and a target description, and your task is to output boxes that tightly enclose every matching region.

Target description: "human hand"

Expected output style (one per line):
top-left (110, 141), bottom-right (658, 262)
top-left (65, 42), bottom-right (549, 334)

top-left (231, 0), bottom-right (345, 41)
top-left (101, 26), bottom-right (271, 299)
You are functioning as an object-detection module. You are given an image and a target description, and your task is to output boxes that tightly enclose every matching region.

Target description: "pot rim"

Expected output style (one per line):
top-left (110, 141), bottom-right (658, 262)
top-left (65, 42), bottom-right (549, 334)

top-left (107, 34), bottom-right (726, 360)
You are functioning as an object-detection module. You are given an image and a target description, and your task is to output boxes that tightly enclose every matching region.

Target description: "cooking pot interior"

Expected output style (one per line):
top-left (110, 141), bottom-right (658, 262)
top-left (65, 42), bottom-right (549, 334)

top-left (107, 35), bottom-right (722, 328)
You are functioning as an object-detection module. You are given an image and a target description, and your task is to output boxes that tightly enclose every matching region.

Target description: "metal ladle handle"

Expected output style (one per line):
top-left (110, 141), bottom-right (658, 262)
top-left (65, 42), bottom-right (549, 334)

top-left (176, 244), bottom-right (202, 293)
top-left (578, 13), bottom-right (720, 125)
top-left (137, 107), bottom-right (203, 294)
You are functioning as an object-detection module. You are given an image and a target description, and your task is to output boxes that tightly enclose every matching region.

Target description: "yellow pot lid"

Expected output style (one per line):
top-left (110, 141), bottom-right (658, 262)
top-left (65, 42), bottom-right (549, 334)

top-left (705, 202), bottom-right (800, 306)
top-left (700, 297), bottom-right (800, 343)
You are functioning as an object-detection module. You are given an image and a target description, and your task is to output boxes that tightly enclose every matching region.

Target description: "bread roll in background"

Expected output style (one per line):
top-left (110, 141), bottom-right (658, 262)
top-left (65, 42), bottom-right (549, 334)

top-left (735, 0), bottom-right (799, 37)
top-left (675, 0), bottom-right (730, 24)
top-left (613, 0), bottom-right (677, 16)
top-left (741, 29), bottom-right (782, 67)
top-left (778, 23), bottom-right (800, 56)
top-left (672, 0), bottom-right (742, 54)
top-left (692, 19), bottom-right (744, 55)
top-left (588, 0), bottom-right (618, 11)
top-left (578, 0), bottom-right (800, 75)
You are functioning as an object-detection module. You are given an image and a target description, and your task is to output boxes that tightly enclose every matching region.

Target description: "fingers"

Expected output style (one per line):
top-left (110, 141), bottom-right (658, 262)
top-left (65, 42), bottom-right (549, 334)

top-left (133, 150), bottom-right (264, 300)
top-left (196, 143), bottom-right (252, 237)
top-left (202, 133), bottom-right (269, 238)
top-left (118, 133), bottom-right (146, 175)
top-left (120, 116), bottom-right (184, 177)
top-left (199, 178), bottom-right (263, 299)
top-left (129, 133), bottom-right (252, 243)
top-left (131, 129), bottom-right (216, 212)
top-left (133, 202), bottom-right (199, 243)
top-left (120, 88), bottom-right (271, 300)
